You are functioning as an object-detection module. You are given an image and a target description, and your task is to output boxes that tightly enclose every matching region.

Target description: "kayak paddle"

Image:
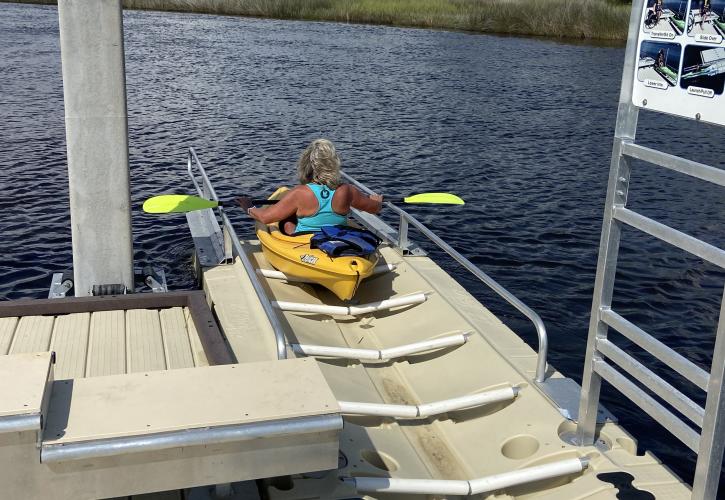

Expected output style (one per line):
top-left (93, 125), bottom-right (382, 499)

top-left (142, 192), bottom-right (464, 214)
top-left (142, 194), bottom-right (285, 213)
top-left (400, 193), bottom-right (464, 205)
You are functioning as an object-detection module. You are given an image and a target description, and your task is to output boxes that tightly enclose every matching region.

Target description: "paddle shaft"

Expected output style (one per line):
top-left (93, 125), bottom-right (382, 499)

top-left (229, 197), bottom-right (406, 207)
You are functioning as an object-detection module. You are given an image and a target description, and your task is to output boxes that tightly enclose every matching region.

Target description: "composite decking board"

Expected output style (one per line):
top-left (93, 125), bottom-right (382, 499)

top-left (159, 307), bottom-right (195, 369)
top-left (184, 307), bottom-right (209, 367)
top-left (203, 258), bottom-right (278, 363)
top-left (86, 310), bottom-right (126, 377)
top-left (43, 359), bottom-right (338, 444)
top-left (9, 315), bottom-right (54, 354)
top-left (0, 317), bottom-right (18, 355)
top-left (50, 313), bottom-right (91, 379)
top-left (0, 301), bottom-right (216, 378)
top-left (0, 352), bottom-right (53, 417)
top-left (126, 309), bottom-right (166, 373)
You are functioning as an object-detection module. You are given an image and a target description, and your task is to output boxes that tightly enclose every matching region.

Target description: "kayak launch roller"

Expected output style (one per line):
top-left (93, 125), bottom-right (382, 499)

top-left (291, 332), bottom-right (471, 361)
top-left (272, 292), bottom-right (428, 316)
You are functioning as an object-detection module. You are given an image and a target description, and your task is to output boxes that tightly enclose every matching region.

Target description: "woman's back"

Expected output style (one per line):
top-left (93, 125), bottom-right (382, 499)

top-left (243, 139), bottom-right (383, 232)
top-left (294, 183), bottom-right (348, 233)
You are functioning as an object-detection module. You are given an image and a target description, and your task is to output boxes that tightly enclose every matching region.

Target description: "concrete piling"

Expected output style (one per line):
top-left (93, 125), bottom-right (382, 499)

top-left (58, 0), bottom-right (134, 295)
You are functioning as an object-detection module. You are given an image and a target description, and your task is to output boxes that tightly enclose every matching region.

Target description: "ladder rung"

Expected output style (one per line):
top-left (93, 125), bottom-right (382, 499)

top-left (613, 207), bottom-right (725, 269)
top-left (621, 142), bottom-right (725, 188)
top-left (600, 308), bottom-right (710, 390)
top-left (597, 338), bottom-right (705, 427)
top-left (593, 359), bottom-right (700, 452)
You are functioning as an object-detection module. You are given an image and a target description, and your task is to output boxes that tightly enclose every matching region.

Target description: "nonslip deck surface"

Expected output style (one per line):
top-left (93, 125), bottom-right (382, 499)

top-left (0, 307), bottom-right (208, 379)
top-left (199, 242), bottom-right (692, 499)
top-left (0, 351), bottom-right (51, 418)
top-left (42, 359), bottom-right (338, 445)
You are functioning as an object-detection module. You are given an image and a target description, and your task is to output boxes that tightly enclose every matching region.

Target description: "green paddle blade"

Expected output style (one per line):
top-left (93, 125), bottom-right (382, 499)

top-left (142, 194), bottom-right (219, 214)
top-left (403, 193), bottom-right (465, 205)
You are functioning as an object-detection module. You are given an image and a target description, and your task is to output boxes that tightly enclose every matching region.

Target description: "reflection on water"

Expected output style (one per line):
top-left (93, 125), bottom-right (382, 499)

top-left (0, 2), bottom-right (723, 489)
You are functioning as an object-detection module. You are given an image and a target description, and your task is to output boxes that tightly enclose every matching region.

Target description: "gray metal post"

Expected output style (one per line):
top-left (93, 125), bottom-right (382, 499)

top-left (692, 286), bottom-right (725, 500)
top-left (576, 0), bottom-right (643, 444)
top-left (58, 0), bottom-right (134, 296)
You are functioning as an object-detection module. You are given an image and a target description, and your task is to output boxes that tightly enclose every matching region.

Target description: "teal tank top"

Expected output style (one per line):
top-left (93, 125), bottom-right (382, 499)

top-left (295, 183), bottom-right (348, 233)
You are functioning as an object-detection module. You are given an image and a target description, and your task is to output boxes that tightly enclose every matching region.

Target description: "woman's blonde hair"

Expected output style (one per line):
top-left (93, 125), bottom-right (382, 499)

top-left (297, 139), bottom-right (341, 189)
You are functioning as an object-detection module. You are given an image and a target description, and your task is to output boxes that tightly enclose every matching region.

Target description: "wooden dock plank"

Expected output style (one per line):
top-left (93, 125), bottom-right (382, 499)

top-left (86, 310), bottom-right (126, 377)
top-left (184, 307), bottom-right (209, 367)
top-left (9, 315), bottom-right (54, 354)
top-left (51, 313), bottom-right (91, 379)
top-left (126, 309), bottom-right (166, 373)
top-left (0, 317), bottom-right (18, 355)
top-left (159, 307), bottom-right (195, 370)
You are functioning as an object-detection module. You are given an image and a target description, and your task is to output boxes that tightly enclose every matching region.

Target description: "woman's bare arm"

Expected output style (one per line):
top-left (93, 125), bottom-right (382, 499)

top-left (349, 186), bottom-right (383, 214)
top-left (247, 189), bottom-right (300, 224)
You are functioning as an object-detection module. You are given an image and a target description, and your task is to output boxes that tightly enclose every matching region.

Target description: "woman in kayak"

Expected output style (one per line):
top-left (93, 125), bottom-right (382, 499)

top-left (239, 139), bottom-right (383, 234)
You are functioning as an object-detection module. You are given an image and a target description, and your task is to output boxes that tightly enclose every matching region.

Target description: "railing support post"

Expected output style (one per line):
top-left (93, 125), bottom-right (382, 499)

top-left (398, 215), bottom-right (409, 253)
top-left (576, 0), bottom-right (642, 446)
top-left (222, 225), bottom-right (233, 264)
top-left (692, 286), bottom-right (725, 500)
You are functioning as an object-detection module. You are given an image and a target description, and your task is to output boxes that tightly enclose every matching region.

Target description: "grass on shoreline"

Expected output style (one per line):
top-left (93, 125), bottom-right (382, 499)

top-left (7, 0), bottom-right (631, 40)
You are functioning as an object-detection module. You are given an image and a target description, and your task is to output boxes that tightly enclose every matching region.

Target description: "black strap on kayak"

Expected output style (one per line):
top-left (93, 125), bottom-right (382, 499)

top-left (310, 226), bottom-right (381, 257)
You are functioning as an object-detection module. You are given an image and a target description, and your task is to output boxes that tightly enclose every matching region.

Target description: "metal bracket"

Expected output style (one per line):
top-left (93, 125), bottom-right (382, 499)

top-left (535, 377), bottom-right (617, 424)
top-left (186, 207), bottom-right (227, 268)
top-left (50, 268), bottom-right (167, 297)
top-left (137, 266), bottom-right (168, 293)
top-left (350, 209), bottom-right (426, 256)
top-left (48, 272), bottom-right (74, 299)
top-left (222, 224), bottom-right (234, 264)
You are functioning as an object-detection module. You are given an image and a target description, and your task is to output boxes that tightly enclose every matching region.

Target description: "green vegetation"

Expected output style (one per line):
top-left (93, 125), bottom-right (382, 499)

top-left (8, 0), bottom-right (631, 40)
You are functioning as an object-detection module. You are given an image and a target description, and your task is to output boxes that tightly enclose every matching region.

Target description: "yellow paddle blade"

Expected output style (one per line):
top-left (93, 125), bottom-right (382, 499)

top-left (403, 192), bottom-right (465, 205)
top-left (142, 194), bottom-right (219, 214)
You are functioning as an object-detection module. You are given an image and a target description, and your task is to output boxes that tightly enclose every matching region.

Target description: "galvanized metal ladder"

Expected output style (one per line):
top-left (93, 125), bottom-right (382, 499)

top-left (576, 1), bottom-right (725, 498)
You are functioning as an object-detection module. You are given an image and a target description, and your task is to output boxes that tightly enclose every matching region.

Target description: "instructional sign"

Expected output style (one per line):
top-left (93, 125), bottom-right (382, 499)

top-left (632, 0), bottom-right (725, 126)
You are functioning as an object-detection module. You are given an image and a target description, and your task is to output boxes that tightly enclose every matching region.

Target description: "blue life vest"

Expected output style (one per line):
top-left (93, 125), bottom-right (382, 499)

top-left (310, 226), bottom-right (381, 257)
top-left (295, 184), bottom-right (348, 233)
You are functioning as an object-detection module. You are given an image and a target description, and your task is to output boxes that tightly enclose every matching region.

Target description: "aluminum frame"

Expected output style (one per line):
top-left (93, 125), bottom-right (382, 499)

top-left (0, 414), bottom-right (41, 434)
top-left (41, 414), bottom-right (343, 463)
top-left (340, 171), bottom-right (550, 383)
top-left (576, 0), bottom-right (725, 497)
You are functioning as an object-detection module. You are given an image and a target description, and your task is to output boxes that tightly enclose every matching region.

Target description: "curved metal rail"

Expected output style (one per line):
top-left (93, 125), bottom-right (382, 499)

top-left (187, 148), bottom-right (287, 360)
top-left (341, 172), bottom-right (549, 383)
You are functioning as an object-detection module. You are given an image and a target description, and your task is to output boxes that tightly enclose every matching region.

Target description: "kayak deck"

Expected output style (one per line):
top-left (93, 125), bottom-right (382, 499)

top-left (256, 224), bottom-right (378, 301)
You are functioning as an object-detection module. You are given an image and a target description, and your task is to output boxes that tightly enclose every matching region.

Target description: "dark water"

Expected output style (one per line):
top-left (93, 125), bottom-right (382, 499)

top-left (1, 2), bottom-right (723, 492)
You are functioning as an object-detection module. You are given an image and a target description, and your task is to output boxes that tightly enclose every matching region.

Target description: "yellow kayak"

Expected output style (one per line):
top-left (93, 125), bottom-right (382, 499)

top-left (255, 187), bottom-right (379, 301)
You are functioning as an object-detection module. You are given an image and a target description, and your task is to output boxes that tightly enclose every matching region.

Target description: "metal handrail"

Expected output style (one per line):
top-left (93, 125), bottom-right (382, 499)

top-left (187, 148), bottom-right (287, 360)
top-left (341, 172), bottom-right (549, 383)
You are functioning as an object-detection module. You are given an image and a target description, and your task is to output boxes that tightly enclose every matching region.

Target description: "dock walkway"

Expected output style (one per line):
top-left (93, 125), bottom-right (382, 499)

top-left (200, 241), bottom-right (692, 499)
